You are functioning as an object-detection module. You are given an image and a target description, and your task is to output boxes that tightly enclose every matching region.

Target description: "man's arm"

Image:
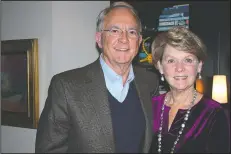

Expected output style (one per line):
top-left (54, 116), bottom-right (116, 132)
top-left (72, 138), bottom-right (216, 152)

top-left (145, 67), bottom-right (160, 97)
top-left (35, 75), bottom-right (70, 153)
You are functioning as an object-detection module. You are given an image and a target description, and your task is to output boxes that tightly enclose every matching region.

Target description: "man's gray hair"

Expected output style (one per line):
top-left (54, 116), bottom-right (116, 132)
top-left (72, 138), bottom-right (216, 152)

top-left (96, 1), bottom-right (142, 33)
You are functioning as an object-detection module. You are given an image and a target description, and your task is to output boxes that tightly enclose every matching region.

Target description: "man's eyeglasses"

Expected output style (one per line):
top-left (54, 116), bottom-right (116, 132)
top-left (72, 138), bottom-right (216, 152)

top-left (101, 27), bottom-right (141, 39)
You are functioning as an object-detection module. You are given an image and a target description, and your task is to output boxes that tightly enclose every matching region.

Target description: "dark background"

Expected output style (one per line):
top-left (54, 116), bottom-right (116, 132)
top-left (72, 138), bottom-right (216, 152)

top-left (111, 0), bottom-right (230, 100)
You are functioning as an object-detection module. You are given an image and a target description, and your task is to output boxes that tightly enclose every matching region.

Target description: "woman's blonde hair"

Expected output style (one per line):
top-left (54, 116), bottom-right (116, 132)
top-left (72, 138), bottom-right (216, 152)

top-left (151, 26), bottom-right (207, 69)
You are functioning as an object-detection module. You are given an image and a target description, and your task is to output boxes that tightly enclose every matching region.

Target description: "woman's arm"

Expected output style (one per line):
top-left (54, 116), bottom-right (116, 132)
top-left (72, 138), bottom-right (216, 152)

top-left (207, 108), bottom-right (230, 153)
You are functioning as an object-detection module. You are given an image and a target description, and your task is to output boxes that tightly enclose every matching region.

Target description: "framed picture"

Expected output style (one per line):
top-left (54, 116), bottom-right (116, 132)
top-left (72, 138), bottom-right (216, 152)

top-left (1, 39), bottom-right (39, 129)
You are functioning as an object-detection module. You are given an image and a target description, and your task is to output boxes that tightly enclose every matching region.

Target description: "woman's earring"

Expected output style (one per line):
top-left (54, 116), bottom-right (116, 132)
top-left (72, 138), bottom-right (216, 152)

top-left (198, 72), bottom-right (202, 79)
top-left (161, 74), bottom-right (164, 81)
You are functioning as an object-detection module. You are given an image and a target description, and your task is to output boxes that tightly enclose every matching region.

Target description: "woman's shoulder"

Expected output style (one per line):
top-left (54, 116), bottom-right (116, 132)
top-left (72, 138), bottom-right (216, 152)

top-left (199, 95), bottom-right (229, 119)
top-left (152, 93), bottom-right (167, 103)
top-left (201, 95), bottom-right (224, 110)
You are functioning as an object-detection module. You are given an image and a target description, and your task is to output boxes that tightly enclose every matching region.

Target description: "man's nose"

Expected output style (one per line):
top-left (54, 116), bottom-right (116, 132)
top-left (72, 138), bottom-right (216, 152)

top-left (118, 30), bottom-right (129, 43)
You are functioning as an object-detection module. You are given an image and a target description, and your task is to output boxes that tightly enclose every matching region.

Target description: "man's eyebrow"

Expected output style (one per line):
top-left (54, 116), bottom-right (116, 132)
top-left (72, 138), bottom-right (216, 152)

top-left (106, 25), bottom-right (120, 29)
top-left (107, 25), bottom-right (138, 30)
top-left (128, 27), bottom-right (138, 30)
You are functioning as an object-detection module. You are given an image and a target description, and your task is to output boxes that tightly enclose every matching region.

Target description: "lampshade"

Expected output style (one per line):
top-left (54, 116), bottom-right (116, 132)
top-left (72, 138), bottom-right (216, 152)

top-left (212, 75), bottom-right (228, 103)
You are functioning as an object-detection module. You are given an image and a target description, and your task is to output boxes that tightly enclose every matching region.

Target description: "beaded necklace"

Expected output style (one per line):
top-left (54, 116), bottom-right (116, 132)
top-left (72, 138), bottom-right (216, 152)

top-left (157, 89), bottom-right (197, 153)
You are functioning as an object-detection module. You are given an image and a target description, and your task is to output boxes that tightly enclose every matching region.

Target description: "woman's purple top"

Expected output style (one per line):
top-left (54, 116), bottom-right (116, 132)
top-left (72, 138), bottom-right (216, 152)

top-left (150, 93), bottom-right (230, 153)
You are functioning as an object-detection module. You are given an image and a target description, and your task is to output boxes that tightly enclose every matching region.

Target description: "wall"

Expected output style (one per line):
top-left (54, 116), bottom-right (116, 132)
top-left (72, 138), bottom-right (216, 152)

top-left (1, 1), bottom-right (110, 153)
top-left (51, 1), bottom-right (102, 76)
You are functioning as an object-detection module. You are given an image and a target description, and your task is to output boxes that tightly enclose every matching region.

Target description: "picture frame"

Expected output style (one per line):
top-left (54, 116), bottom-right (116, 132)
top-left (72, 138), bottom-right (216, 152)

top-left (1, 39), bottom-right (39, 129)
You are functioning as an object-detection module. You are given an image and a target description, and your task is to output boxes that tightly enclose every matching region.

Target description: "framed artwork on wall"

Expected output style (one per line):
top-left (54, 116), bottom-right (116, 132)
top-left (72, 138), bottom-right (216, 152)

top-left (1, 39), bottom-right (39, 129)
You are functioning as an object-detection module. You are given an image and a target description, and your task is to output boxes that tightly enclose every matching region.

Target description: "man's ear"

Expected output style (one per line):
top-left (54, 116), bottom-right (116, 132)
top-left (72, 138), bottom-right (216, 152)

top-left (95, 32), bottom-right (103, 48)
top-left (138, 35), bottom-right (143, 46)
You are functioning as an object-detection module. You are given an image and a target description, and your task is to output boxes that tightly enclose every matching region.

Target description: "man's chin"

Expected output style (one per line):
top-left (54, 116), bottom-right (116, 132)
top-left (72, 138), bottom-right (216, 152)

top-left (115, 59), bottom-right (131, 65)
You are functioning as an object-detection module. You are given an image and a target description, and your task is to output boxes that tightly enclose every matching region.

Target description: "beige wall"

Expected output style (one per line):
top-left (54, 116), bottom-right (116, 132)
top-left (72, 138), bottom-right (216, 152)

top-left (1, 1), bottom-right (110, 153)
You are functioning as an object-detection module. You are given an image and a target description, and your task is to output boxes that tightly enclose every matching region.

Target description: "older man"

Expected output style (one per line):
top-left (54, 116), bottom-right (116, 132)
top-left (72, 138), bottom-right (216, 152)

top-left (35, 2), bottom-right (159, 153)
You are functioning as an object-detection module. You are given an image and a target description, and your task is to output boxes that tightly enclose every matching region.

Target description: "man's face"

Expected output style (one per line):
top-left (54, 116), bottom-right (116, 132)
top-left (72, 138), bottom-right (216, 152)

top-left (96, 7), bottom-right (142, 67)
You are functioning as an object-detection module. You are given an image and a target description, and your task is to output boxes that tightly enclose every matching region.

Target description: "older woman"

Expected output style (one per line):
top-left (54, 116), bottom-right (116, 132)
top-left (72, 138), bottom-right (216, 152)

top-left (149, 26), bottom-right (229, 153)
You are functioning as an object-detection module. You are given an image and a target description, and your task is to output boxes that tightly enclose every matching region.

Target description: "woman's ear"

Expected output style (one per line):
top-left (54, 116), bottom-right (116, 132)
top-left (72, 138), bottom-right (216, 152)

top-left (157, 61), bottom-right (163, 74)
top-left (197, 61), bottom-right (203, 73)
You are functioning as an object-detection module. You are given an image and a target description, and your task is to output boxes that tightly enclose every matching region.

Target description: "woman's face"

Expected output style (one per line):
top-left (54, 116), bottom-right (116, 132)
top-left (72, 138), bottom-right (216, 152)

top-left (158, 45), bottom-right (203, 91)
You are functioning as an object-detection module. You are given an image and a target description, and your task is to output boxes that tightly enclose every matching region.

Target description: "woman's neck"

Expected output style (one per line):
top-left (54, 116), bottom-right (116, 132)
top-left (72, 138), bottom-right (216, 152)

top-left (167, 88), bottom-right (196, 108)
